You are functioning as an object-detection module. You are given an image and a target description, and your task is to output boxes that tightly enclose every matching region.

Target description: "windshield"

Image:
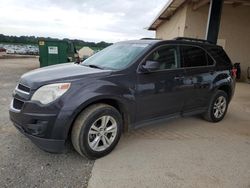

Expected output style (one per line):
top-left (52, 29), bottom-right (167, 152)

top-left (82, 43), bottom-right (149, 70)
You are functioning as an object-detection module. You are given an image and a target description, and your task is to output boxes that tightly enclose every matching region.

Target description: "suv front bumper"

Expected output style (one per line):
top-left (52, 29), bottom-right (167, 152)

top-left (9, 100), bottom-right (67, 153)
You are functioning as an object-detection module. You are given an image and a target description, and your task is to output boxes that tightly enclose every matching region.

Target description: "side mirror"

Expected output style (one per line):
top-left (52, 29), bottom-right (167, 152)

top-left (140, 60), bottom-right (160, 72)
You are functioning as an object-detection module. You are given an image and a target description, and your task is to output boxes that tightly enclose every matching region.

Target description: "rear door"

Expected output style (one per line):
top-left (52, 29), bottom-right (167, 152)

top-left (180, 45), bottom-right (215, 112)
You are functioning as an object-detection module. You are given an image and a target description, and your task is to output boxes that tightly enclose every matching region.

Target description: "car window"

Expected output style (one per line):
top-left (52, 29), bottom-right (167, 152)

top-left (146, 46), bottom-right (179, 71)
top-left (207, 53), bottom-right (214, 65)
top-left (82, 43), bottom-right (149, 70)
top-left (207, 46), bottom-right (232, 67)
top-left (181, 46), bottom-right (212, 67)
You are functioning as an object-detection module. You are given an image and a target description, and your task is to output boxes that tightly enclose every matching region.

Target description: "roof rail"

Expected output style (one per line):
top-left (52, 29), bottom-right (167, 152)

top-left (140, 38), bottom-right (161, 40)
top-left (174, 37), bottom-right (212, 44)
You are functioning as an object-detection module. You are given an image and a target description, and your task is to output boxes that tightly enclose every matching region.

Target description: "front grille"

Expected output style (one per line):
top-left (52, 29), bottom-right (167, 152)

top-left (17, 83), bottom-right (30, 93)
top-left (13, 98), bottom-right (24, 110)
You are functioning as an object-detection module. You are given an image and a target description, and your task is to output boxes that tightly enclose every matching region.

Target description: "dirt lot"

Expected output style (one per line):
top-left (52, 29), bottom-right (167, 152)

top-left (0, 58), bottom-right (93, 188)
top-left (0, 58), bottom-right (250, 188)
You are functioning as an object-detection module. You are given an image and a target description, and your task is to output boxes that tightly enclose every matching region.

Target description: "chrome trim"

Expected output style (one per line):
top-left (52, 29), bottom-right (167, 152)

top-left (18, 83), bottom-right (30, 90)
top-left (9, 99), bottom-right (21, 113)
top-left (15, 86), bottom-right (30, 95)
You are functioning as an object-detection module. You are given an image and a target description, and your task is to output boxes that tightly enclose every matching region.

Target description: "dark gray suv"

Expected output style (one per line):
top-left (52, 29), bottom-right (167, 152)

top-left (9, 37), bottom-right (235, 159)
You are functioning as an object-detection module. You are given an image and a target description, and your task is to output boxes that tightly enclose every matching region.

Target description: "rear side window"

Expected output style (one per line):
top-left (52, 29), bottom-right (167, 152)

top-left (207, 46), bottom-right (232, 67)
top-left (181, 46), bottom-right (214, 67)
top-left (207, 54), bottom-right (214, 66)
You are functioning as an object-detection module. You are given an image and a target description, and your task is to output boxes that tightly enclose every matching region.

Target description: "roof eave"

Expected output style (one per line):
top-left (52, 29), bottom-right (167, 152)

top-left (148, 0), bottom-right (174, 30)
top-left (147, 0), bottom-right (186, 30)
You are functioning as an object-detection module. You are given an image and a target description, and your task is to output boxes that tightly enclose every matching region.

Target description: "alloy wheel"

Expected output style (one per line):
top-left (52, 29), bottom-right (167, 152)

top-left (213, 96), bottom-right (227, 119)
top-left (88, 115), bottom-right (118, 152)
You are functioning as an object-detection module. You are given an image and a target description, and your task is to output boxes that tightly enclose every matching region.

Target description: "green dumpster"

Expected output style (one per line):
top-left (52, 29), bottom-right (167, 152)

top-left (38, 38), bottom-right (77, 67)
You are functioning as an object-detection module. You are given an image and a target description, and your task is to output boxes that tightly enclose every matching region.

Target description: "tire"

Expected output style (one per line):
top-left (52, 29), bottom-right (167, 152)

top-left (71, 103), bottom-right (122, 159)
top-left (203, 90), bottom-right (228, 123)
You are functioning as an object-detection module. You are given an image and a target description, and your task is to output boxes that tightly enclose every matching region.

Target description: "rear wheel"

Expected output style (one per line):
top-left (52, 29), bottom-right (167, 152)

top-left (71, 104), bottom-right (122, 159)
top-left (203, 90), bottom-right (228, 122)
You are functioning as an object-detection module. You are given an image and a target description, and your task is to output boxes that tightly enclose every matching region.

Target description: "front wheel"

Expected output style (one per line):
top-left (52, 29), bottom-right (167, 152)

top-left (203, 90), bottom-right (228, 122)
top-left (71, 104), bottom-right (122, 159)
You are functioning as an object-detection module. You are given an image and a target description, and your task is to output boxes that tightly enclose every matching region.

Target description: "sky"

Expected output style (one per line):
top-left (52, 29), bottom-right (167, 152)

top-left (0, 0), bottom-right (167, 43)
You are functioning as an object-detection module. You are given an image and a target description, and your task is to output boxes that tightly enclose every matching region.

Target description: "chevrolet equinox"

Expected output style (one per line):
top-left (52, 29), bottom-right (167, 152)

top-left (9, 37), bottom-right (235, 159)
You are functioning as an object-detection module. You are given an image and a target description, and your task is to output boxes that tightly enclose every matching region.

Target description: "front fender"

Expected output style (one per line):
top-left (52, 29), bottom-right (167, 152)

top-left (51, 80), bottom-right (136, 140)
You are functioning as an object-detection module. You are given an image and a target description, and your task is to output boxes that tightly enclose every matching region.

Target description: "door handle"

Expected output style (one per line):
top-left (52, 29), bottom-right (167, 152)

top-left (174, 76), bottom-right (184, 80)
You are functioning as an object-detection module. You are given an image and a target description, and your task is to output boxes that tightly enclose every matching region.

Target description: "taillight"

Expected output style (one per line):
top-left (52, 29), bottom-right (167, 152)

top-left (231, 68), bottom-right (237, 78)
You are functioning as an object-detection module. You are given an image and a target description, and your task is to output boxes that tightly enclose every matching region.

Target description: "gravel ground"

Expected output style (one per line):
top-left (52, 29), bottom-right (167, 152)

top-left (0, 58), bottom-right (93, 188)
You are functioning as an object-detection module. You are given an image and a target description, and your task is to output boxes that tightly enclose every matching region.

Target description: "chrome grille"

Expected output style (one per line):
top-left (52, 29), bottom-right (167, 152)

top-left (15, 83), bottom-right (30, 95)
top-left (17, 83), bottom-right (30, 93)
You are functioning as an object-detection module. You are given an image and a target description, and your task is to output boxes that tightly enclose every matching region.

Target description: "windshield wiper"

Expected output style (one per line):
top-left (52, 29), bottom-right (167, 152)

top-left (86, 64), bottom-right (104, 70)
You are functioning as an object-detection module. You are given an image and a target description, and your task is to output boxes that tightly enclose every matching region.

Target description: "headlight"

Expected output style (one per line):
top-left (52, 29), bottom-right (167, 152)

top-left (31, 83), bottom-right (71, 105)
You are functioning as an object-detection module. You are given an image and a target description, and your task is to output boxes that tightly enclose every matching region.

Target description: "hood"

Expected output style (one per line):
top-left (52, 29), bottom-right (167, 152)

top-left (20, 63), bottom-right (111, 88)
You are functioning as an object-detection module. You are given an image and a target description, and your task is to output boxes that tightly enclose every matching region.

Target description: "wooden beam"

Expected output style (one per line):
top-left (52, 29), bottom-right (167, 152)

top-left (224, 0), bottom-right (250, 6)
top-left (232, 2), bottom-right (242, 7)
top-left (193, 0), bottom-right (210, 10)
top-left (225, 0), bottom-right (250, 3)
top-left (158, 17), bottom-right (169, 20)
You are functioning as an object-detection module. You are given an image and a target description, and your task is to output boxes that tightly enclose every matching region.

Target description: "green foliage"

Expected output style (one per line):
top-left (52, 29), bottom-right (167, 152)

top-left (0, 34), bottom-right (112, 49)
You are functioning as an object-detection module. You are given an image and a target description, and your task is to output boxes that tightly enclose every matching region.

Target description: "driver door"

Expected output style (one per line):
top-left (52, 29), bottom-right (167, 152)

top-left (136, 45), bottom-right (186, 122)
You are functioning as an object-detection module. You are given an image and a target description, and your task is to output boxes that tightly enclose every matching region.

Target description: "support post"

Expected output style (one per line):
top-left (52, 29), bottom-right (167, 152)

top-left (205, 0), bottom-right (224, 44)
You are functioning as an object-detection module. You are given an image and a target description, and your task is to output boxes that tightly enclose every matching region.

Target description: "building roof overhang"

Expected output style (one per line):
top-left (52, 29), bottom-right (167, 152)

top-left (148, 0), bottom-right (250, 31)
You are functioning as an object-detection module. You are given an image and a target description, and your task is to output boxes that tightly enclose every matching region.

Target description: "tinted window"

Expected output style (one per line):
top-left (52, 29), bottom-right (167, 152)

top-left (181, 46), bottom-right (212, 67)
top-left (146, 46), bottom-right (179, 70)
top-left (207, 46), bottom-right (232, 67)
top-left (207, 54), bottom-right (214, 65)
